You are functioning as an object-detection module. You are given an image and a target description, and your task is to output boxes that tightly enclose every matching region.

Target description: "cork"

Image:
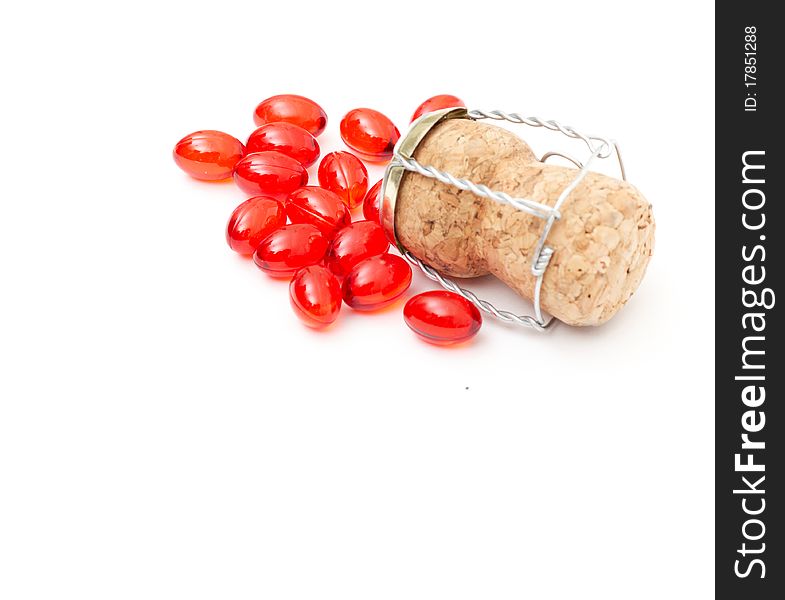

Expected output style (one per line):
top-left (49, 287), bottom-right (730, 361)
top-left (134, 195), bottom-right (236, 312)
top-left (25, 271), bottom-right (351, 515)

top-left (395, 119), bottom-right (655, 326)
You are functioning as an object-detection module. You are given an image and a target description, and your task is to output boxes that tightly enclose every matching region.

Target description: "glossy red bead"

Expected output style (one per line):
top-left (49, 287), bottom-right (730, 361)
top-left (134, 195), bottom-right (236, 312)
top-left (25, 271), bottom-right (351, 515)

top-left (226, 196), bottom-right (286, 255)
top-left (246, 122), bottom-right (320, 167)
top-left (326, 220), bottom-right (389, 277)
top-left (410, 94), bottom-right (466, 122)
top-left (285, 187), bottom-right (351, 238)
top-left (343, 254), bottom-right (412, 311)
top-left (289, 265), bottom-right (343, 328)
top-left (253, 224), bottom-right (328, 278)
top-left (253, 94), bottom-right (328, 137)
top-left (233, 151), bottom-right (308, 199)
top-left (317, 151), bottom-right (368, 210)
top-left (339, 108), bottom-right (400, 162)
top-left (362, 179), bottom-right (383, 223)
top-left (403, 291), bottom-right (482, 346)
top-left (173, 130), bottom-right (245, 181)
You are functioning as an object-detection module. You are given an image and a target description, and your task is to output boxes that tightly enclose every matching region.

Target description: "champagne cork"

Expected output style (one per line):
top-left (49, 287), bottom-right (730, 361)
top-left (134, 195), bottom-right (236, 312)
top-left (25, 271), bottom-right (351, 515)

top-left (389, 113), bottom-right (655, 326)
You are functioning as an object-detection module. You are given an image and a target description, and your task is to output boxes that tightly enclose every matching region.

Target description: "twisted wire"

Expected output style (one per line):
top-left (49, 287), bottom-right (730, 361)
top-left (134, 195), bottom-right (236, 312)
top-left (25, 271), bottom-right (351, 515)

top-left (393, 155), bottom-right (558, 221)
top-left (531, 246), bottom-right (554, 277)
top-left (402, 251), bottom-right (553, 331)
top-left (467, 109), bottom-right (613, 159)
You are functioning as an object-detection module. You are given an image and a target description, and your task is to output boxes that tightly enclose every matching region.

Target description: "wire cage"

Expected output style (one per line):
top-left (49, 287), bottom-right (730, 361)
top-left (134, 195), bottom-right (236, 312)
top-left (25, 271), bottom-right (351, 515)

top-left (380, 107), bottom-right (627, 331)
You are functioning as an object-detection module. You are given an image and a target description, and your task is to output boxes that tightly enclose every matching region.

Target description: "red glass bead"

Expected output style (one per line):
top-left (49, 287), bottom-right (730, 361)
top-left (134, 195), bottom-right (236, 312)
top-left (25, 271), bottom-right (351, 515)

top-left (233, 151), bottom-right (308, 199)
top-left (173, 130), bottom-right (245, 181)
top-left (410, 94), bottom-right (466, 122)
top-left (403, 291), bottom-right (482, 345)
top-left (253, 223), bottom-right (328, 278)
top-left (246, 122), bottom-right (320, 167)
top-left (343, 254), bottom-right (412, 311)
top-left (326, 220), bottom-right (389, 277)
top-left (317, 151), bottom-right (368, 210)
top-left (339, 108), bottom-right (400, 162)
top-left (285, 187), bottom-right (350, 238)
top-left (289, 265), bottom-right (343, 328)
top-left (253, 94), bottom-right (327, 137)
top-left (362, 179), bottom-right (383, 223)
top-left (226, 196), bottom-right (286, 255)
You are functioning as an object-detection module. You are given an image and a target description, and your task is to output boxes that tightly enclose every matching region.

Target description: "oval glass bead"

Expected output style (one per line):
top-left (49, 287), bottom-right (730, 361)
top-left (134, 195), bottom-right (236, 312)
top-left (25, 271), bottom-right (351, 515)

top-left (289, 265), bottom-right (343, 328)
top-left (317, 151), bottom-right (368, 210)
top-left (410, 94), bottom-right (466, 122)
top-left (326, 220), bottom-right (389, 277)
top-left (343, 254), bottom-right (412, 311)
top-left (318, 152), bottom-right (368, 210)
top-left (339, 108), bottom-right (400, 162)
top-left (233, 151), bottom-right (308, 199)
top-left (173, 130), bottom-right (245, 181)
top-left (403, 291), bottom-right (482, 345)
top-left (253, 94), bottom-right (328, 136)
top-left (285, 187), bottom-right (350, 238)
top-left (246, 122), bottom-right (320, 167)
top-left (253, 223), bottom-right (328, 278)
top-left (362, 179), bottom-right (383, 223)
top-left (226, 196), bottom-right (286, 255)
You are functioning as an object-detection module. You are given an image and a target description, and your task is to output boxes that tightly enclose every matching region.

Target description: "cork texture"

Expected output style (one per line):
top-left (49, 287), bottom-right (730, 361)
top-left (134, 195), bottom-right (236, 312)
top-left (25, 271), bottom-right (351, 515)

top-left (396, 119), bottom-right (655, 326)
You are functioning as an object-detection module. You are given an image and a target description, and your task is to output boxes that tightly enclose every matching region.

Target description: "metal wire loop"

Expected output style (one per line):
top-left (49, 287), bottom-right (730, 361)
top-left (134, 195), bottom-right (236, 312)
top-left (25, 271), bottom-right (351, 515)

top-left (540, 151), bottom-right (584, 169)
top-left (393, 109), bottom-right (626, 332)
top-left (467, 109), bottom-right (616, 160)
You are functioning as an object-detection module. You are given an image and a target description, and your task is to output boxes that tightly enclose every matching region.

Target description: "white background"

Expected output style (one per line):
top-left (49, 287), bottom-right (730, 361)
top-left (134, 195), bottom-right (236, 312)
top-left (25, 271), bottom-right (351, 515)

top-left (0, 1), bottom-right (715, 598)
